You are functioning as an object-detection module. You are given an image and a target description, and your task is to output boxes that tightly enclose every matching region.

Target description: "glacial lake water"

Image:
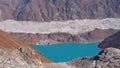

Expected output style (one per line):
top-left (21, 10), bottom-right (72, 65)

top-left (33, 42), bottom-right (102, 62)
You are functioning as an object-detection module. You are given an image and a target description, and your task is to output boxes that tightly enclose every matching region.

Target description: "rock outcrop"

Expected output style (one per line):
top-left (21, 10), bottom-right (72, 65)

top-left (0, 29), bottom-right (51, 68)
top-left (66, 48), bottom-right (120, 68)
top-left (0, 0), bottom-right (120, 21)
top-left (10, 29), bottom-right (118, 46)
top-left (98, 31), bottom-right (120, 49)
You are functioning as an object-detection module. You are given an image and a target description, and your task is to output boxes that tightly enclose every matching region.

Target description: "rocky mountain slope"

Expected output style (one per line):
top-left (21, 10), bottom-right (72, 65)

top-left (98, 31), bottom-right (120, 49)
top-left (0, 0), bottom-right (120, 21)
top-left (0, 29), bottom-right (51, 67)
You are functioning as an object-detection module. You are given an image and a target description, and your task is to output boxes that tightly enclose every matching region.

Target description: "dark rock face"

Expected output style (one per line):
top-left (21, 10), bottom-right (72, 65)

top-left (0, 0), bottom-right (120, 21)
top-left (98, 31), bottom-right (120, 49)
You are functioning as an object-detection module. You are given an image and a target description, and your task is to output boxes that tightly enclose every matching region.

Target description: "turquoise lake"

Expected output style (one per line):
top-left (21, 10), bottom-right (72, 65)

top-left (33, 42), bottom-right (102, 62)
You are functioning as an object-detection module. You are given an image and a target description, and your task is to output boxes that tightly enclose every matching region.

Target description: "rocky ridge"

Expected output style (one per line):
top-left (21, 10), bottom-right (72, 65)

top-left (0, 0), bottom-right (120, 21)
top-left (10, 29), bottom-right (118, 46)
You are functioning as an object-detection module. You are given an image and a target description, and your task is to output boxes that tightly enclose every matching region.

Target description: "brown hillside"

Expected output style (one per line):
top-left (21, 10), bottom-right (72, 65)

top-left (0, 29), bottom-right (29, 48)
top-left (0, 29), bottom-right (51, 63)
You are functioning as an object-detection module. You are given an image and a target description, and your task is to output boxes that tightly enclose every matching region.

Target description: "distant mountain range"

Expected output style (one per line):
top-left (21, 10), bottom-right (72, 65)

top-left (0, 0), bottom-right (120, 21)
